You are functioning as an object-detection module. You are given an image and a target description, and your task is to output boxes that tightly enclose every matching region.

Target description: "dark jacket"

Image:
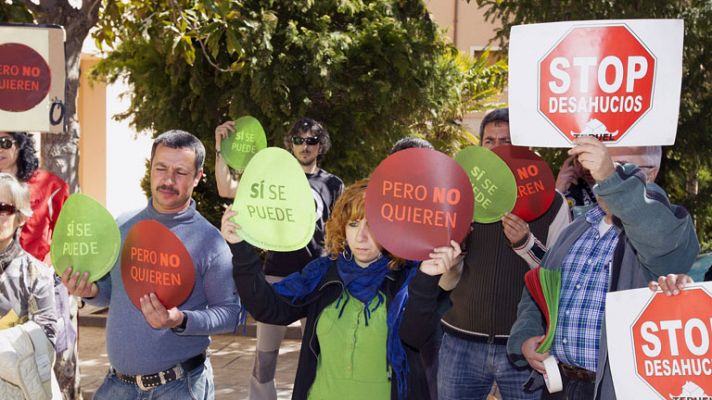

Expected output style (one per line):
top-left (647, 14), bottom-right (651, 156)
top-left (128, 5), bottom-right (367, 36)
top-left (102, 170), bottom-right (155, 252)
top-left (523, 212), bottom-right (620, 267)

top-left (231, 241), bottom-right (442, 400)
top-left (507, 164), bottom-right (699, 400)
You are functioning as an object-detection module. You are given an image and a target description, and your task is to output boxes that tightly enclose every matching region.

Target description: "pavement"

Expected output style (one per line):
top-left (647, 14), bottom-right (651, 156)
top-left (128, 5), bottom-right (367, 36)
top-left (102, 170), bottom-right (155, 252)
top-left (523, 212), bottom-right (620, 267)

top-left (77, 305), bottom-right (300, 400)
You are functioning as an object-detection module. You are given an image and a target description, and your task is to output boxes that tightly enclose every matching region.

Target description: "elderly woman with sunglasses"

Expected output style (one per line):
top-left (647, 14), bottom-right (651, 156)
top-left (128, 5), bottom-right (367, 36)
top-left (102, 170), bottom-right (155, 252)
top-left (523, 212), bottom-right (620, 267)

top-left (0, 173), bottom-right (60, 399)
top-left (0, 131), bottom-right (75, 398)
top-left (222, 179), bottom-right (460, 400)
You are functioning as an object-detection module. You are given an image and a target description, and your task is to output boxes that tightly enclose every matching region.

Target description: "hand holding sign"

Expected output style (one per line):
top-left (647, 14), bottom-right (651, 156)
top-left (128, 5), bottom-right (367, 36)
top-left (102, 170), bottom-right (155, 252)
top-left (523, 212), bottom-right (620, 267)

top-left (121, 220), bottom-right (195, 310)
top-left (219, 116), bottom-right (267, 172)
top-left (140, 293), bottom-right (185, 330)
top-left (455, 146), bottom-right (517, 223)
top-left (51, 193), bottom-right (121, 282)
top-left (568, 137), bottom-right (616, 182)
top-left (232, 147), bottom-right (315, 251)
top-left (365, 148), bottom-right (473, 261)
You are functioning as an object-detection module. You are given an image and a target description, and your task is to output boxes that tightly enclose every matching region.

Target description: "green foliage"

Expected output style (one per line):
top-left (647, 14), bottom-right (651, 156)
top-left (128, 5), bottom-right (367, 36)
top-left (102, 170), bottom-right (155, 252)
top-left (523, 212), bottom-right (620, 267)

top-left (92, 0), bottom-right (507, 225)
top-left (0, 1), bottom-right (33, 22)
top-left (474, 0), bottom-right (712, 250)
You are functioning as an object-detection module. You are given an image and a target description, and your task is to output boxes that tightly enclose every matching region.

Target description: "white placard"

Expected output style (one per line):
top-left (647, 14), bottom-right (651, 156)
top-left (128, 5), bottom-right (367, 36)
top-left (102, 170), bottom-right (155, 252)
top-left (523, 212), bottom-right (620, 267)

top-left (509, 19), bottom-right (683, 147)
top-left (0, 24), bottom-right (66, 133)
top-left (606, 282), bottom-right (712, 399)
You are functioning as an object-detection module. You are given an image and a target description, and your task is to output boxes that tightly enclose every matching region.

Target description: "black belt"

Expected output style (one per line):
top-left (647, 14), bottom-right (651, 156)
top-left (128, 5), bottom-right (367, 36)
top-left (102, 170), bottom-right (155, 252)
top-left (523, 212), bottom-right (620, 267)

top-left (467, 333), bottom-right (509, 345)
top-left (113, 353), bottom-right (206, 391)
top-left (443, 325), bottom-right (509, 345)
top-left (559, 362), bottom-right (596, 382)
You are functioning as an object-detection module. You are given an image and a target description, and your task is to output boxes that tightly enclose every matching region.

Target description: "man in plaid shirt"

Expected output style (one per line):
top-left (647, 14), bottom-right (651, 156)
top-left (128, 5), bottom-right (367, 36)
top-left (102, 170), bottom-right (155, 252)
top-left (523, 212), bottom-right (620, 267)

top-left (507, 137), bottom-right (699, 400)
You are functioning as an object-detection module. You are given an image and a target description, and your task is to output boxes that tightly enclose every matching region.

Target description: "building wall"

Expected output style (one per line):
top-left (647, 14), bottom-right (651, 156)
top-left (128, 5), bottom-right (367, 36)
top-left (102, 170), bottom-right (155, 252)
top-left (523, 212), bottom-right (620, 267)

top-left (425, 0), bottom-right (505, 136)
top-left (77, 53), bottom-right (153, 217)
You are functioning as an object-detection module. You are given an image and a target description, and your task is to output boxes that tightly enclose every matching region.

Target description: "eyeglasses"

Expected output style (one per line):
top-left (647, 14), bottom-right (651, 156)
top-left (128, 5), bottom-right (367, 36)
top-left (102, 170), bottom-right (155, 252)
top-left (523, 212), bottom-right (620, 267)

top-left (0, 203), bottom-right (17, 216)
top-left (0, 137), bottom-right (15, 150)
top-left (291, 136), bottom-right (320, 146)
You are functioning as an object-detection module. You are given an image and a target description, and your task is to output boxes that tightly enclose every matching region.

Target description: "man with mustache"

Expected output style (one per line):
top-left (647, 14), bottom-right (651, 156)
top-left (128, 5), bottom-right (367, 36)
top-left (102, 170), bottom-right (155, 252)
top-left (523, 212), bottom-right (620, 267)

top-left (215, 117), bottom-right (343, 400)
top-left (62, 130), bottom-right (243, 399)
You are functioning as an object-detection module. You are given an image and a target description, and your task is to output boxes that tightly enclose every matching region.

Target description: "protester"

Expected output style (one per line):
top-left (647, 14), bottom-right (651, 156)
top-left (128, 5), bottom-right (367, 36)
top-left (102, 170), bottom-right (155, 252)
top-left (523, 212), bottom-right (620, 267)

top-left (0, 131), bottom-right (77, 398)
top-left (438, 108), bottom-right (570, 400)
top-left (0, 172), bottom-right (60, 399)
top-left (216, 117), bottom-right (343, 399)
top-left (223, 179), bottom-right (461, 400)
top-left (62, 130), bottom-right (243, 399)
top-left (508, 137), bottom-right (699, 399)
top-left (389, 136), bottom-right (434, 153)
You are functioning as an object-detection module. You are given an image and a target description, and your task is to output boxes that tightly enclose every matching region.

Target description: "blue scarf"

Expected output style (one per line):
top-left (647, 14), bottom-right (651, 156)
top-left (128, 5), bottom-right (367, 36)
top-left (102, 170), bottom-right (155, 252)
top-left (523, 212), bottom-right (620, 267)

top-left (273, 253), bottom-right (418, 400)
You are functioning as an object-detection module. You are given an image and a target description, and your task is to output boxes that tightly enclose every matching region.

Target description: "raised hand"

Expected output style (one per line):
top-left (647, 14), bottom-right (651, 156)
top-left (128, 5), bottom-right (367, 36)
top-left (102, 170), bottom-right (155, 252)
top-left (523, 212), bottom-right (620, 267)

top-left (221, 208), bottom-right (244, 244)
top-left (568, 136), bottom-right (616, 183)
top-left (215, 120), bottom-right (235, 150)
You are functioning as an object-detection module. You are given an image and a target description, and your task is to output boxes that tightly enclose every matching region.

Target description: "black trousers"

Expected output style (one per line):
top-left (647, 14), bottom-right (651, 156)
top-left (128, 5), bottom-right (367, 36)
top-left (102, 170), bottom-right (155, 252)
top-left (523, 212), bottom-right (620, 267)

top-left (541, 373), bottom-right (595, 400)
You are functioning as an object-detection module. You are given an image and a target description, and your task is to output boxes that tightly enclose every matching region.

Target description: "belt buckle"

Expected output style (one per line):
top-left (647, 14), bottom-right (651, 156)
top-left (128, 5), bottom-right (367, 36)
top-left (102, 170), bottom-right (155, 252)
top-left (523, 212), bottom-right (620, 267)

top-left (136, 375), bottom-right (150, 391)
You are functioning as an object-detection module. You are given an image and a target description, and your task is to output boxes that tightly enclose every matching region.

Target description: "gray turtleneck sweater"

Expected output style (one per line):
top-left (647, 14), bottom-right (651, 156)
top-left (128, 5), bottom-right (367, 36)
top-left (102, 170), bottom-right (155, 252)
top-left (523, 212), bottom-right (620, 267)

top-left (86, 199), bottom-right (242, 375)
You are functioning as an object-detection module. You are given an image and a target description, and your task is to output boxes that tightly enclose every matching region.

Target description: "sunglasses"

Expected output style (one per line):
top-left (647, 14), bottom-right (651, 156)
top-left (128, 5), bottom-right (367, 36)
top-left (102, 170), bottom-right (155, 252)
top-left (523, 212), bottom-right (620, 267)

top-left (0, 203), bottom-right (17, 216)
top-left (0, 137), bottom-right (15, 150)
top-left (291, 136), bottom-right (320, 146)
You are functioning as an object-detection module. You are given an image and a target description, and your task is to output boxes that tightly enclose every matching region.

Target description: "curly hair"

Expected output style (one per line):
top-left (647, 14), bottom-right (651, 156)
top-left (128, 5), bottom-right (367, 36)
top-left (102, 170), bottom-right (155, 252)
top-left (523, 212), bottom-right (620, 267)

top-left (324, 178), bottom-right (404, 270)
top-left (7, 132), bottom-right (40, 182)
top-left (283, 117), bottom-right (332, 161)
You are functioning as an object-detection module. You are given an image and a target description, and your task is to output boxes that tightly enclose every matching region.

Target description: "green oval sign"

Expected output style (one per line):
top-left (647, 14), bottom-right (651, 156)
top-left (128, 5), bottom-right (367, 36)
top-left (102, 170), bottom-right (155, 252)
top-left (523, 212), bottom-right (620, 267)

top-left (50, 193), bottom-right (121, 282)
top-left (454, 146), bottom-right (517, 223)
top-left (232, 147), bottom-right (315, 251)
top-left (220, 115), bottom-right (268, 171)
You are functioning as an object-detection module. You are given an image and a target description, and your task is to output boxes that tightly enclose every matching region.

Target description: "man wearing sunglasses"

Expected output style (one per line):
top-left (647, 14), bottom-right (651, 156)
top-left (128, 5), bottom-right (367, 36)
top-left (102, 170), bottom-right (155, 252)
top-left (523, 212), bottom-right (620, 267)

top-left (0, 131), bottom-right (78, 398)
top-left (215, 117), bottom-right (343, 400)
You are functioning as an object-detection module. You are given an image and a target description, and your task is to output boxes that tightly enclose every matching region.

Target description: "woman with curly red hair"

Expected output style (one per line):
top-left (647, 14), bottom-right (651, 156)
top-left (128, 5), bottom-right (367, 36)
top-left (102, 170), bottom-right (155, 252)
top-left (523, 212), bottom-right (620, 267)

top-left (222, 179), bottom-right (460, 400)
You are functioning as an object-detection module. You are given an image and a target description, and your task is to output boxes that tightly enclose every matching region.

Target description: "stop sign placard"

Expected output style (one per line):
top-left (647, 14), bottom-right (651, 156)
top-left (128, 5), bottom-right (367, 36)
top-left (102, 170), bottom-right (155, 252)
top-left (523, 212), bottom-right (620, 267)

top-left (539, 24), bottom-right (655, 143)
top-left (631, 287), bottom-right (712, 398)
top-left (509, 20), bottom-right (683, 147)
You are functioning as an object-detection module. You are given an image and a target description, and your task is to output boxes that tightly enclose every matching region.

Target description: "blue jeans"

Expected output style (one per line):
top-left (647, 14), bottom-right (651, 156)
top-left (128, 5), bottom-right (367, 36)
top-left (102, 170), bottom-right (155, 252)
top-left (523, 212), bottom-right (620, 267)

top-left (438, 333), bottom-right (540, 400)
top-left (94, 360), bottom-right (214, 400)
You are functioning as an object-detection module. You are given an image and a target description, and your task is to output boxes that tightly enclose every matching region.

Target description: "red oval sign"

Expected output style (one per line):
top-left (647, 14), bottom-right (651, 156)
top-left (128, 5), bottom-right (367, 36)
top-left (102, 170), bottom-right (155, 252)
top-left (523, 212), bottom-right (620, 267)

top-left (0, 43), bottom-right (52, 112)
top-left (491, 145), bottom-right (555, 222)
top-left (121, 220), bottom-right (195, 310)
top-left (365, 148), bottom-right (474, 260)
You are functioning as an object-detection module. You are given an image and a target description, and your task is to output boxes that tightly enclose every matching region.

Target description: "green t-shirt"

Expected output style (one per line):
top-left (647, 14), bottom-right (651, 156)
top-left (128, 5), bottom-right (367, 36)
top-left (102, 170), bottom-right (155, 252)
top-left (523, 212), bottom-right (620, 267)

top-left (308, 291), bottom-right (390, 400)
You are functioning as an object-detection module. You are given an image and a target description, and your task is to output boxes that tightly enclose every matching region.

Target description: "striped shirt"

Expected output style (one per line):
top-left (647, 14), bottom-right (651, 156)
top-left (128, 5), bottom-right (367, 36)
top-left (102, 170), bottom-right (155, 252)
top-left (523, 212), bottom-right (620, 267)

top-left (552, 206), bottom-right (618, 371)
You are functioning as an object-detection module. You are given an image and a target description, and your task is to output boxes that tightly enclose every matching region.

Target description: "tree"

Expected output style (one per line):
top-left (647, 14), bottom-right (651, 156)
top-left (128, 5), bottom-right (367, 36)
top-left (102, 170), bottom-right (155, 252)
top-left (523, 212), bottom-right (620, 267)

top-left (91, 0), bottom-right (507, 224)
top-left (473, 0), bottom-right (712, 250)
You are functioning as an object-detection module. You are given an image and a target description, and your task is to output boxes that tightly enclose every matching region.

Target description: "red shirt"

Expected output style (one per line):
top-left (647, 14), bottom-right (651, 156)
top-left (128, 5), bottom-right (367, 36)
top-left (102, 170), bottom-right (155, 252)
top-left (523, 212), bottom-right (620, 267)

top-left (20, 170), bottom-right (69, 262)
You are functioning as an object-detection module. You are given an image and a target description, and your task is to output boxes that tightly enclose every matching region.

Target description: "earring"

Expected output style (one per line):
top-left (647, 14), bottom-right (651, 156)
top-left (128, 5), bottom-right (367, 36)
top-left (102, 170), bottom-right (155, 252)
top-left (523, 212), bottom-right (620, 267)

top-left (342, 248), bottom-right (353, 261)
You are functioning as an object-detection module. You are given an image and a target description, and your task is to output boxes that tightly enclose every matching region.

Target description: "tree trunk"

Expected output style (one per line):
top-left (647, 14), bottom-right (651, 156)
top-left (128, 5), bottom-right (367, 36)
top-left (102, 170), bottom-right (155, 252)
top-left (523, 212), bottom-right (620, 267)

top-left (28, 0), bottom-right (101, 193)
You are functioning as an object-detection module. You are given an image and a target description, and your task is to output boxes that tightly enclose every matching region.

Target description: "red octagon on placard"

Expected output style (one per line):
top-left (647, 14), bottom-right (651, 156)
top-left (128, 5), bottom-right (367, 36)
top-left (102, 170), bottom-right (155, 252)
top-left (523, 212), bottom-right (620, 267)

top-left (538, 24), bottom-right (656, 144)
top-left (631, 287), bottom-right (712, 399)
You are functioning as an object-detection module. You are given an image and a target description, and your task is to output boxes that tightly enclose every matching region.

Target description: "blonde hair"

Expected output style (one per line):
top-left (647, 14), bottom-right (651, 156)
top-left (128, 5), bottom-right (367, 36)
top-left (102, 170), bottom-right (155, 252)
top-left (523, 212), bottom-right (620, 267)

top-left (0, 172), bottom-right (32, 225)
top-left (324, 178), bottom-right (404, 270)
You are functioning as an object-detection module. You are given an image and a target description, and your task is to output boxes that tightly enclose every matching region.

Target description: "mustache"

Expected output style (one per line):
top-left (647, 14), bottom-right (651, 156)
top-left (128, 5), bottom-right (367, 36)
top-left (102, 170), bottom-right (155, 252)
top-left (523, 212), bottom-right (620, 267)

top-left (156, 185), bottom-right (178, 194)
